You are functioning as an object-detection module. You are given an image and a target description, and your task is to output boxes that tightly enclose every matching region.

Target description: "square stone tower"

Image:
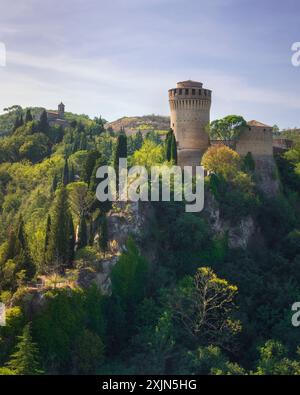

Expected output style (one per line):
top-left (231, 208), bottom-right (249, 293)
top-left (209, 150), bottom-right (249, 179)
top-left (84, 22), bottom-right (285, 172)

top-left (168, 80), bottom-right (211, 167)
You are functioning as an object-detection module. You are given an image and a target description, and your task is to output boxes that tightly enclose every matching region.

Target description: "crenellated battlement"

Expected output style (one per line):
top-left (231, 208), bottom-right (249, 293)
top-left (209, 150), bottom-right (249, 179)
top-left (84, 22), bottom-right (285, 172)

top-left (168, 88), bottom-right (212, 100)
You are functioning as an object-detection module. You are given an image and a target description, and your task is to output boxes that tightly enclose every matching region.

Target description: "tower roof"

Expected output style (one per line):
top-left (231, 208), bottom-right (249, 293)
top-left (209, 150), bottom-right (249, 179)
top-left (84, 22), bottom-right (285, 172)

top-left (247, 120), bottom-right (272, 128)
top-left (176, 80), bottom-right (203, 88)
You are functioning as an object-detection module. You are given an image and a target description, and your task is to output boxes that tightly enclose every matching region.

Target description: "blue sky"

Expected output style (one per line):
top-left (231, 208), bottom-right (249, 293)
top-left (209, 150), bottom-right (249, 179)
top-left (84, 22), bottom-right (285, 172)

top-left (0, 0), bottom-right (299, 128)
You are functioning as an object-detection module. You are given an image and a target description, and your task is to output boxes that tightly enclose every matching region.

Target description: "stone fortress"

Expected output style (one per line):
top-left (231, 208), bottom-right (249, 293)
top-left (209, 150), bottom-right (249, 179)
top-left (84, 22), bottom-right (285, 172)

top-left (168, 80), bottom-right (283, 195)
top-left (168, 80), bottom-right (274, 168)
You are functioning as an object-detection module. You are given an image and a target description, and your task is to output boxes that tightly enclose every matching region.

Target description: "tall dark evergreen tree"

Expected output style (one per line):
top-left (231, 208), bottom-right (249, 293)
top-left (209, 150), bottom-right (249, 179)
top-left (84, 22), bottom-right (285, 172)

top-left (68, 215), bottom-right (75, 263)
top-left (170, 132), bottom-right (178, 165)
top-left (77, 215), bottom-right (88, 249)
top-left (79, 133), bottom-right (87, 150)
top-left (44, 215), bottom-right (51, 270)
top-left (83, 150), bottom-right (101, 184)
top-left (62, 158), bottom-right (70, 186)
top-left (15, 217), bottom-right (35, 280)
top-left (51, 173), bottom-right (59, 193)
top-left (46, 186), bottom-right (73, 271)
top-left (114, 129), bottom-right (127, 186)
top-left (69, 164), bottom-right (75, 183)
top-left (165, 128), bottom-right (177, 164)
top-left (39, 109), bottom-right (49, 133)
top-left (13, 115), bottom-right (24, 132)
top-left (25, 109), bottom-right (33, 123)
top-left (6, 324), bottom-right (43, 375)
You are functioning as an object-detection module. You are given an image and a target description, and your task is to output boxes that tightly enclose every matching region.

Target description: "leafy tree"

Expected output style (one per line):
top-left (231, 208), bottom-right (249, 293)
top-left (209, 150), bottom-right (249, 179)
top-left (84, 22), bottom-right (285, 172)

top-left (202, 145), bottom-right (241, 179)
top-left (170, 267), bottom-right (241, 351)
top-left (111, 238), bottom-right (148, 309)
top-left (67, 182), bottom-right (94, 218)
top-left (179, 345), bottom-right (246, 375)
top-left (132, 139), bottom-right (165, 169)
top-left (209, 115), bottom-right (247, 141)
top-left (255, 340), bottom-right (300, 375)
top-left (6, 323), bottom-right (43, 375)
top-left (72, 329), bottom-right (104, 374)
top-left (242, 151), bottom-right (255, 172)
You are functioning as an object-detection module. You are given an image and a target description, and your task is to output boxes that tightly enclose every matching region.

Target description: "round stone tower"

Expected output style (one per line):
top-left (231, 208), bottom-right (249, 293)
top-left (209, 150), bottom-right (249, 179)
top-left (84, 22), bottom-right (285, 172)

top-left (168, 80), bottom-right (211, 167)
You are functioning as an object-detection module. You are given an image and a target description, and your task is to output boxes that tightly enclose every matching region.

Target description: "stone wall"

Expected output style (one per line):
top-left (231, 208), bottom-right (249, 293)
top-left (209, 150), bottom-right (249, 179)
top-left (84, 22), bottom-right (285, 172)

top-left (236, 126), bottom-right (273, 158)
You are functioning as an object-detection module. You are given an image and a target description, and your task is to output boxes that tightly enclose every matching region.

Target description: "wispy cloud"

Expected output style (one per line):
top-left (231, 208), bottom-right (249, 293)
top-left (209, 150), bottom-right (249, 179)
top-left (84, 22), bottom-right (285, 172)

top-left (0, 0), bottom-right (299, 127)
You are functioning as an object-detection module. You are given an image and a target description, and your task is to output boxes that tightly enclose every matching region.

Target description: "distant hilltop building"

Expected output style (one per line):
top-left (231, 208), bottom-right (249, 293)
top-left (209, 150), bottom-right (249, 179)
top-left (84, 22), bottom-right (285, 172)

top-left (46, 102), bottom-right (68, 127)
top-left (168, 80), bottom-right (211, 167)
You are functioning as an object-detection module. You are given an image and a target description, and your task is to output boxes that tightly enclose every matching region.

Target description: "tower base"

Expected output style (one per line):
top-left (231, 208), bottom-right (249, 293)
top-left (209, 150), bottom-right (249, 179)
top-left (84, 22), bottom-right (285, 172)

top-left (177, 149), bottom-right (206, 168)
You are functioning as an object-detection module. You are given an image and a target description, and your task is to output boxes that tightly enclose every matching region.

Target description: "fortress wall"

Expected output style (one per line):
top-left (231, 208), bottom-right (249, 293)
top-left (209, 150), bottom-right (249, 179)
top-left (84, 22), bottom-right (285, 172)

top-left (236, 126), bottom-right (273, 158)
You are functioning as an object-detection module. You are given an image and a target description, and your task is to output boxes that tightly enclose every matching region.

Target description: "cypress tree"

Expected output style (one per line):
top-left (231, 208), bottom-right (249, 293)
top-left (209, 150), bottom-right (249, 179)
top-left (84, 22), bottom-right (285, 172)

top-left (13, 116), bottom-right (22, 132)
top-left (114, 129), bottom-right (127, 185)
top-left (69, 164), bottom-right (75, 183)
top-left (62, 158), bottom-right (69, 186)
top-left (77, 215), bottom-right (88, 249)
top-left (83, 150), bottom-right (101, 184)
top-left (79, 133), bottom-right (87, 150)
top-left (165, 128), bottom-right (177, 164)
top-left (44, 215), bottom-right (51, 269)
top-left (25, 109), bottom-right (33, 123)
top-left (135, 130), bottom-right (143, 150)
top-left (19, 114), bottom-right (24, 127)
top-left (51, 173), bottom-right (58, 193)
top-left (6, 324), bottom-right (43, 375)
top-left (39, 109), bottom-right (49, 133)
top-left (165, 129), bottom-right (172, 161)
top-left (170, 132), bottom-right (178, 165)
top-left (46, 186), bottom-right (72, 271)
top-left (68, 215), bottom-right (75, 263)
top-left (15, 217), bottom-right (35, 280)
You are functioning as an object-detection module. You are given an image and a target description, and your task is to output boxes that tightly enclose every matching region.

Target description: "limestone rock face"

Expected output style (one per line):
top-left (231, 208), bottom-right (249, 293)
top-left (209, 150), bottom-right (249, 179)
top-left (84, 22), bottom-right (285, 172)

top-left (253, 156), bottom-right (280, 196)
top-left (204, 192), bottom-right (257, 249)
top-left (78, 201), bottom-right (153, 294)
top-left (107, 201), bottom-right (147, 254)
top-left (77, 257), bottom-right (118, 295)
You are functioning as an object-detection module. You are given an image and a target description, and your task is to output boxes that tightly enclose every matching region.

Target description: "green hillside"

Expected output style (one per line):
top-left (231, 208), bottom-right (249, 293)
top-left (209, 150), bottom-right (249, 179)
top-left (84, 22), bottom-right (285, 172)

top-left (1, 109), bottom-right (300, 375)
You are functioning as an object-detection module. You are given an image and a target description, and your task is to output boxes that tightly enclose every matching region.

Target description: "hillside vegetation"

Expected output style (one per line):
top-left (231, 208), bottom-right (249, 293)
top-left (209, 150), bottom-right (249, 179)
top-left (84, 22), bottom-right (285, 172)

top-left (0, 109), bottom-right (300, 375)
